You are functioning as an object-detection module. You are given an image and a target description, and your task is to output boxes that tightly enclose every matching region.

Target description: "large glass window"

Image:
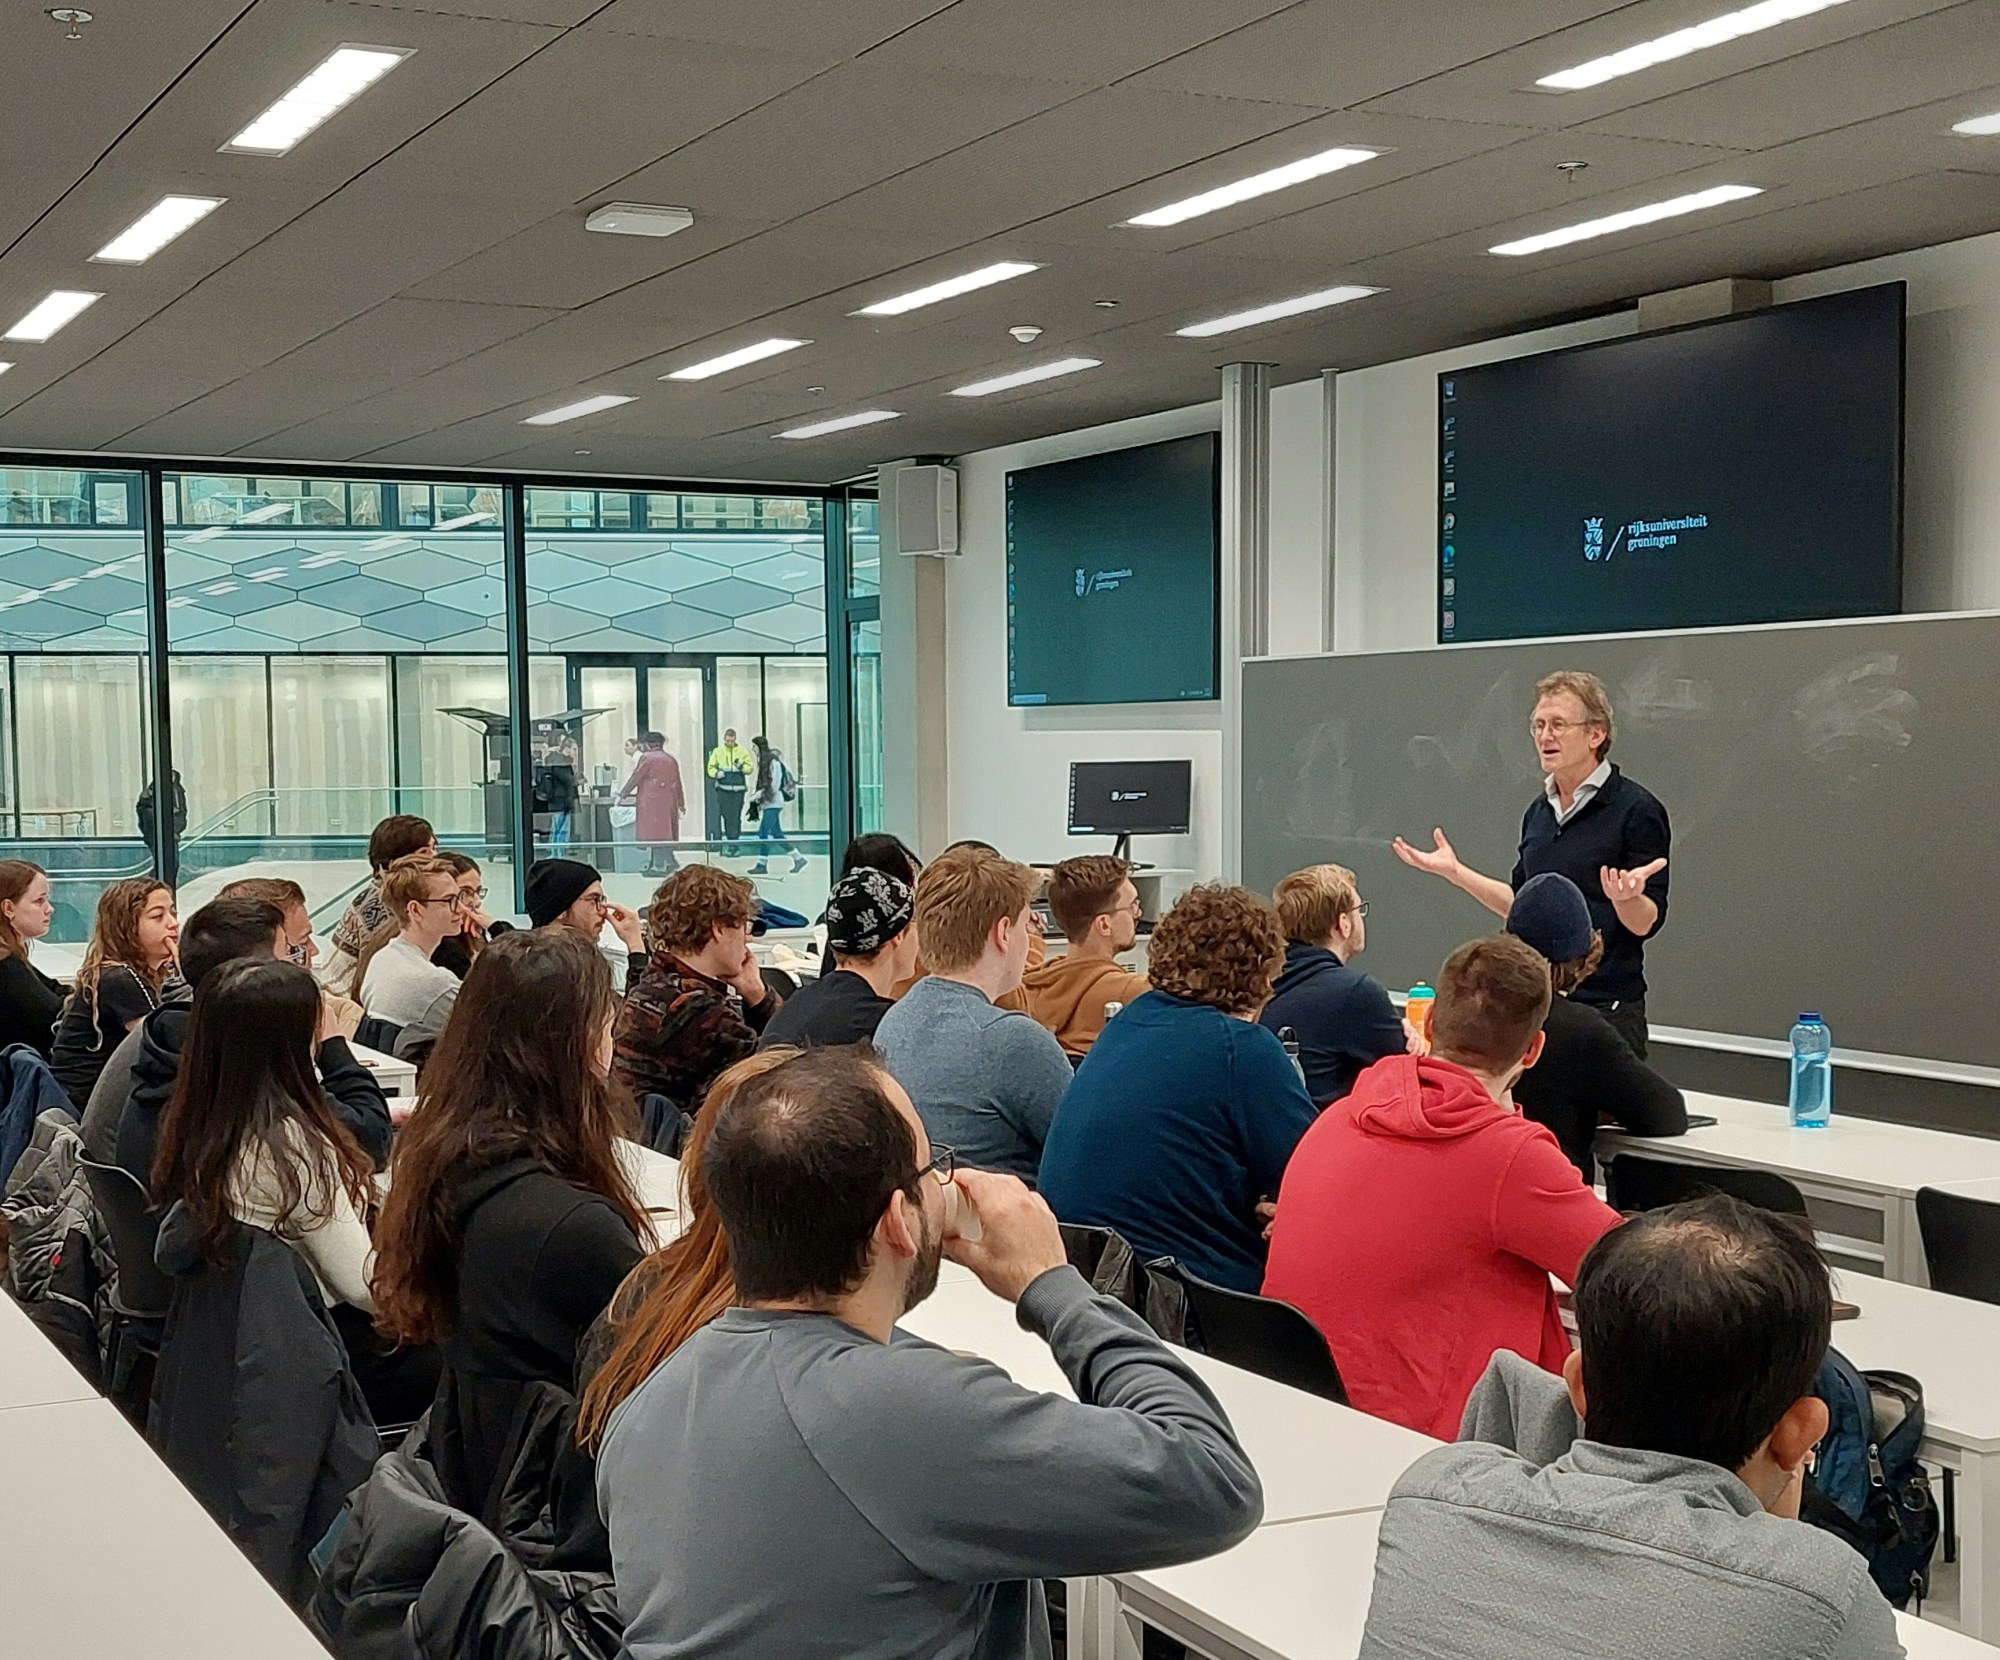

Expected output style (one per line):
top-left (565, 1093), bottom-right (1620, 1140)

top-left (852, 618), bottom-right (883, 834)
top-left (0, 465), bottom-right (153, 941)
top-left (523, 489), bottom-right (831, 911)
top-left (161, 470), bottom-right (511, 918)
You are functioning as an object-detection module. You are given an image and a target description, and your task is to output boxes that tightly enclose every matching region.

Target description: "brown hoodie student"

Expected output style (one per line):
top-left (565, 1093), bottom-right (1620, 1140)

top-left (998, 856), bottom-right (1149, 1059)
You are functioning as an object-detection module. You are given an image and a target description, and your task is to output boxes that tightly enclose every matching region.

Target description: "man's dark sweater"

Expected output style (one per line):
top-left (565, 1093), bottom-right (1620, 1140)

top-left (1512, 766), bottom-right (1669, 1006)
top-left (1515, 995), bottom-right (1688, 1177)
top-left (113, 1007), bottom-right (393, 1190)
top-left (1258, 941), bottom-right (1407, 1106)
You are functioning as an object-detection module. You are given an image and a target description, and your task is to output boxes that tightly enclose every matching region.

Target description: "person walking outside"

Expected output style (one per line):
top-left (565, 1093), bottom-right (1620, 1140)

top-left (619, 731), bottom-right (686, 877)
top-left (747, 736), bottom-right (807, 877)
top-left (705, 728), bottom-right (753, 856)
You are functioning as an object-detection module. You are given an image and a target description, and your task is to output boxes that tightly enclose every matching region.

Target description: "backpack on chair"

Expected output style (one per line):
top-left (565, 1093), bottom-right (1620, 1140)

top-left (1803, 1347), bottom-right (1939, 1609)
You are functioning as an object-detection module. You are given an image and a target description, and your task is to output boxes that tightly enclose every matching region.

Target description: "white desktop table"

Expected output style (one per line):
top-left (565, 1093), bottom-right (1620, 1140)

top-left (1838, 1273), bottom-right (2000, 1637)
top-left (0, 1287), bottom-right (99, 1411)
top-left (1597, 1091), bottom-right (2000, 1282)
top-left (348, 1039), bottom-right (417, 1098)
top-left (0, 1395), bottom-right (331, 1658)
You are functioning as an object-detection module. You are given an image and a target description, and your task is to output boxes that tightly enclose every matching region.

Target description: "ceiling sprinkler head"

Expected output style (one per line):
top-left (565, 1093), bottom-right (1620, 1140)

top-left (47, 8), bottom-right (92, 37)
top-left (1009, 325), bottom-right (1043, 344)
top-left (1556, 160), bottom-right (1589, 182)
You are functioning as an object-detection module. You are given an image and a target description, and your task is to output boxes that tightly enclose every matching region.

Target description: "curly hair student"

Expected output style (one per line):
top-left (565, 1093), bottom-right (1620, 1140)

top-left (1037, 884), bottom-right (1316, 1292)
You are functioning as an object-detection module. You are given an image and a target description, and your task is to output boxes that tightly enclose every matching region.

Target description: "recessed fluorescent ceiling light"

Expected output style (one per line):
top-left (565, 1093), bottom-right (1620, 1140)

top-left (4, 290), bottom-right (102, 342)
top-left (853, 262), bottom-right (1040, 317)
top-left (778, 410), bottom-right (902, 439)
top-left (1177, 284), bottom-right (1383, 338)
top-left (1537, 0), bottom-right (1852, 90)
top-left (1126, 145), bottom-right (1382, 227)
top-left (223, 45), bottom-right (412, 154)
top-left (92, 195), bottom-right (225, 263)
top-left (1954, 111), bottom-right (2000, 136)
top-left (949, 357), bottom-right (1101, 397)
top-left (0, 364), bottom-right (11, 377)
top-left (664, 338), bottom-right (810, 381)
top-left (522, 393), bottom-right (635, 426)
top-left (1489, 184), bottom-right (1762, 256)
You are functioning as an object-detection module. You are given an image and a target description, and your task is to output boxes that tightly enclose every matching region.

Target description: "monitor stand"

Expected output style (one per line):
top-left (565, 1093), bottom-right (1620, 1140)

top-left (1111, 834), bottom-right (1153, 870)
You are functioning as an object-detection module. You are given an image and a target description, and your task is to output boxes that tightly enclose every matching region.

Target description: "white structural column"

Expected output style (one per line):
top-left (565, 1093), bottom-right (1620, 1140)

top-left (1321, 367), bottom-right (1339, 651)
top-left (1218, 361), bottom-right (1272, 882)
top-left (876, 459), bottom-right (952, 857)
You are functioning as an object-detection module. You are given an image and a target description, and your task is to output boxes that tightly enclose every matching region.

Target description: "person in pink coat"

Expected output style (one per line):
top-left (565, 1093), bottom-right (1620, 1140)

top-left (618, 731), bottom-right (686, 876)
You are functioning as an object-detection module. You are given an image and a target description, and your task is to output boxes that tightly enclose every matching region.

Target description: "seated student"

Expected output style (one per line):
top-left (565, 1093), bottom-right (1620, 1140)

top-left (1358, 1195), bottom-right (1902, 1660)
top-left (839, 831), bottom-right (920, 888)
top-left (326, 813), bottom-right (434, 991)
top-left (596, 1046), bottom-right (1262, 1660)
top-left (873, 845), bottom-right (1072, 1179)
top-left (577, 1049), bottom-right (789, 1444)
top-left (354, 854), bottom-right (465, 1036)
top-left (0, 860), bottom-right (63, 1059)
top-left (50, 877), bottom-right (179, 1108)
top-left (107, 896), bottom-right (392, 1190)
top-left (218, 875), bottom-right (362, 1039)
top-left (1505, 872), bottom-right (1688, 1177)
top-left (427, 852), bottom-right (496, 980)
top-left (1257, 863), bottom-right (1412, 1105)
top-left (373, 930), bottom-right (651, 1518)
top-left (614, 866), bottom-right (780, 1115)
top-left (149, 956), bottom-right (431, 1424)
top-left (1263, 934), bottom-right (1620, 1437)
top-left (525, 856), bottom-right (646, 977)
top-left (760, 869), bottom-right (916, 1049)
top-left (1039, 884), bottom-right (1317, 1293)
top-left (998, 855), bottom-right (1150, 1061)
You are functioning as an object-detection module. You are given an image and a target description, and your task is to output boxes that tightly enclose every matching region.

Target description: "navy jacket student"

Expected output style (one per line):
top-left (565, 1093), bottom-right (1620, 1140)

top-left (1258, 942), bottom-right (1406, 1106)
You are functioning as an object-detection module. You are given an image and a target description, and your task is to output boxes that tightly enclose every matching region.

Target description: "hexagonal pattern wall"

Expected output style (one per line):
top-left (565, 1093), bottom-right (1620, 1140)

top-left (0, 529), bottom-right (828, 654)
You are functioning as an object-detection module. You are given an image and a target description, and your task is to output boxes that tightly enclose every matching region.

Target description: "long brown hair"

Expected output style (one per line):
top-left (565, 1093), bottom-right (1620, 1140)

top-left (576, 1048), bottom-right (795, 1450)
top-left (151, 958), bottom-right (375, 1264)
top-left (371, 929), bottom-right (648, 1346)
top-left (0, 860), bottom-right (45, 960)
top-left (72, 877), bottom-right (172, 1020)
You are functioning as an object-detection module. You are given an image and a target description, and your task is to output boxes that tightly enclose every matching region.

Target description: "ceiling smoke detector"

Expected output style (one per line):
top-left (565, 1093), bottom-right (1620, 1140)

top-left (1009, 325), bottom-right (1043, 343)
top-left (47, 7), bottom-right (93, 37)
top-left (585, 203), bottom-right (694, 239)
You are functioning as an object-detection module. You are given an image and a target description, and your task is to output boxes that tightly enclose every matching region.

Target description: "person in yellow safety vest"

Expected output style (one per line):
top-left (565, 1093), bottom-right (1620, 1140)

top-left (706, 729), bottom-right (754, 854)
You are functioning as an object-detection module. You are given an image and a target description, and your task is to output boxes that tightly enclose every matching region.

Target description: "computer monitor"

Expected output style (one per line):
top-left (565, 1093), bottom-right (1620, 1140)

top-left (1068, 760), bottom-right (1191, 862)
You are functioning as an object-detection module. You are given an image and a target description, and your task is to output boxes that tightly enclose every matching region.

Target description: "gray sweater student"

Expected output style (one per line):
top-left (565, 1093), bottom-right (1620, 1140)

top-left (597, 1046), bottom-right (1262, 1660)
top-left (1360, 1194), bottom-right (1904, 1660)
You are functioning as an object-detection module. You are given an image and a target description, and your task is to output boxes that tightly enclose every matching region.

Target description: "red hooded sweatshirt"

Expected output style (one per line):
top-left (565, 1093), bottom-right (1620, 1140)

top-left (1262, 1053), bottom-right (1619, 1439)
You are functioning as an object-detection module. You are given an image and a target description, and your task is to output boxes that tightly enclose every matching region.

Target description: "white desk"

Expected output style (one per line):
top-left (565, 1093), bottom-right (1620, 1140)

top-left (1841, 1274), bottom-right (2000, 1637)
top-left (0, 1288), bottom-right (98, 1411)
top-left (349, 1039), bottom-right (417, 1099)
top-left (1903, 1611), bottom-right (2000, 1656)
top-left (898, 1275), bottom-right (1437, 1526)
top-left (1598, 1091), bottom-right (2000, 1282)
top-left (1116, 1511), bottom-right (1383, 1660)
top-left (0, 1395), bottom-right (330, 1657)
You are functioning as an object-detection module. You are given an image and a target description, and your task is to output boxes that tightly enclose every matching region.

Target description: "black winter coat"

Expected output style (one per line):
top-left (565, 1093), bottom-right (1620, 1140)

top-left (149, 1202), bottom-right (380, 1604)
top-left (307, 1383), bottom-right (620, 1660)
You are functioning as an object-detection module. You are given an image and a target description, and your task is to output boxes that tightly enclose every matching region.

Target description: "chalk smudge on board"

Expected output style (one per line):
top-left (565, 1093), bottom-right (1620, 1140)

top-left (1790, 653), bottom-right (1917, 796)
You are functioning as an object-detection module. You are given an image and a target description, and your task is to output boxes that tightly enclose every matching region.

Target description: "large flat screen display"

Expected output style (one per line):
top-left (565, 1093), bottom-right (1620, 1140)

top-left (1007, 433), bottom-right (1219, 706)
top-left (1439, 283), bottom-right (1904, 643)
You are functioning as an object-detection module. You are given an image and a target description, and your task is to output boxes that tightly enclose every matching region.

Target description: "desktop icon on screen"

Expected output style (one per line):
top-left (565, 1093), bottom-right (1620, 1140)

top-left (1443, 379), bottom-right (1456, 400)
top-left (1442, 543), bottom-right (1454, 568)
top-left (1442, 481), bottom-right (1455, 501)
top-left (1442, 416), bottom-right (1456, 439)
top-left (1442, 512), bottom-right (1455, 534)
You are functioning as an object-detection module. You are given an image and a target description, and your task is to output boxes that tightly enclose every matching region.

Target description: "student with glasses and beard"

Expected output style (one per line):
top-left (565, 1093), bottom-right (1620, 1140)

top-left (595, 1044), bottom-right (1262, 1660)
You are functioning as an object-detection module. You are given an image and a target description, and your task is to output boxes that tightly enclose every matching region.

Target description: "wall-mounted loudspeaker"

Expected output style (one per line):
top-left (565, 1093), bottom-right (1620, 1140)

top-left (894, 464), bottom-right (959, 557)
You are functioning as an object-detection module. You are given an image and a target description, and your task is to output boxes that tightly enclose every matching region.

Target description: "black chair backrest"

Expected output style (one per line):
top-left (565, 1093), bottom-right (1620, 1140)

top-left (1058, 1222), bottom-right (1141, 1311)
top-left (1157, 1261), bottom-right (1348, 1405)
top-left (1915, 1187), bottom-right (2000, 1305)
top-left (78, 1156), bottom-right (172, 1317)
top-left (354, 1016), bottom-right (403, 1055)
top-left (1604, 1154), bottom-right (1809, 1218)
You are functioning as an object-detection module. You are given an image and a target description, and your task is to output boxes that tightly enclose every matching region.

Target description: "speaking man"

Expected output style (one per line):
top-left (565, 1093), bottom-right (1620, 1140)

top-left (1394, 669), bottom-right (1668, 1056)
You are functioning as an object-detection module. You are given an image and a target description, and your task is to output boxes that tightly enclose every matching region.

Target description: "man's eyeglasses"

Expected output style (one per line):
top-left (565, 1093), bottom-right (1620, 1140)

top-left (918, 1145), bottom-right (957, 1187)
top-left (1097, 898), bottom-right (1143, 921)
top-left (416, 892), bottom-right (464, 910)
top-left (1530, 717), bottom-right (1593, 738)
top-left (460, 885), bottom-right (488, 902)
top-left (1350, 900), bottom-right (1369, 920)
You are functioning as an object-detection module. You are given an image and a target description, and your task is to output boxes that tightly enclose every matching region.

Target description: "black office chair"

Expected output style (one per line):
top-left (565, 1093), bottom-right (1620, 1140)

top-left (1915, 1187), bottom-right (2000, 1305)
top-left (1603, 1154), bottom-right (1809, 1217)
top-left (79, 1156), bottom-right (172, 1423)
top-left (1147, 1260), bottom-right (1348, 1404)
top-left (354, 1015), bottom-right (403, 1056)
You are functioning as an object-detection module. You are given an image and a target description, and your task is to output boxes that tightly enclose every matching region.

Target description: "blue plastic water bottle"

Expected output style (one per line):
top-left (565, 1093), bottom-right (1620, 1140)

top-left (1789, 1013), bottom-right (1832, 1128)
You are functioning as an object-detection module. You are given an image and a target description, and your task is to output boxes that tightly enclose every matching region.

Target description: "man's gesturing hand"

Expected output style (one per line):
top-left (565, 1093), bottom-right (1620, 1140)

top-left (1392, 828), bottom-right (1462, 881)
top-left (1600, 858), bottom-right (1667, 904)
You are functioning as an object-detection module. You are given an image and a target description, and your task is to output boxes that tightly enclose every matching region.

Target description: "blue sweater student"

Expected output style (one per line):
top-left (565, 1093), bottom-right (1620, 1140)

top-left (1040, 990), bottom-right (1318, 1293)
